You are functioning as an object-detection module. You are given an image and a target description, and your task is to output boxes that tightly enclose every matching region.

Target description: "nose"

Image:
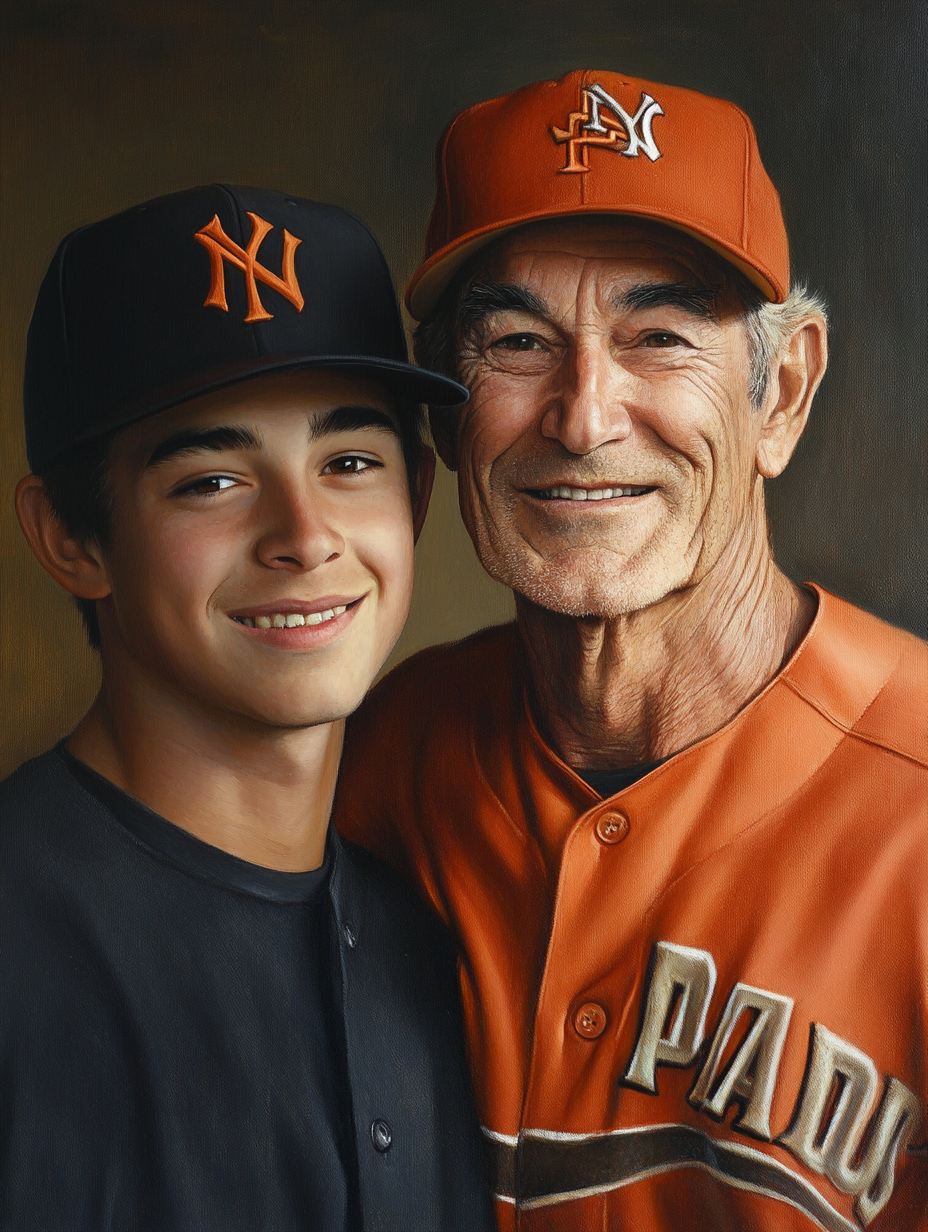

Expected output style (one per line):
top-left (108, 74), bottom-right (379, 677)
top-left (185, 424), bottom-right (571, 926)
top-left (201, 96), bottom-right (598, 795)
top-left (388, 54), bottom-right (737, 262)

top-left (254, 480), bottom-right (345, 573)
top-left (541, 335), bottom-right (634, 455)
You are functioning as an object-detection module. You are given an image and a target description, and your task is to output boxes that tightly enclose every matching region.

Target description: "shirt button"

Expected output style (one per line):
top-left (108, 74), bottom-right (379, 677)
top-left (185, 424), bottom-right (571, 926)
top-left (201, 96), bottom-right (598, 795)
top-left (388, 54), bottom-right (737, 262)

top-left (574, 1002), bottom-right (607, 1039)
top-left (595, 811), bottom-right (629, 844)
top-left (371, 1119), bottom-right (393, 1152)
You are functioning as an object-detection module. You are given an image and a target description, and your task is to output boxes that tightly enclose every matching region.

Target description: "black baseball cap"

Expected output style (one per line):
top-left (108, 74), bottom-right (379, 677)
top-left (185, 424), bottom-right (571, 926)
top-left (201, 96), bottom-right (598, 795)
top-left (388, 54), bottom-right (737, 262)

top-left (24, 184), bottom-right (468, 473)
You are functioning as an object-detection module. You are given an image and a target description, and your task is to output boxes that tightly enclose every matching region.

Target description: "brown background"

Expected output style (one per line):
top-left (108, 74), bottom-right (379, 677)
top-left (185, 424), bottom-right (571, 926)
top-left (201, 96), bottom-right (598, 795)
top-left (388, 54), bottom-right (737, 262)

top-left (2, 0), bottom-right (925, 777)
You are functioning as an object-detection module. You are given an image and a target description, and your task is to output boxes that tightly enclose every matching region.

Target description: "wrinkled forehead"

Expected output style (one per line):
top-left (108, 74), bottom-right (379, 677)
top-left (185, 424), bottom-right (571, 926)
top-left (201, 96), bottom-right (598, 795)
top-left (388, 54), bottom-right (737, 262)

top-left (478, 216), bottom-right (734, 293)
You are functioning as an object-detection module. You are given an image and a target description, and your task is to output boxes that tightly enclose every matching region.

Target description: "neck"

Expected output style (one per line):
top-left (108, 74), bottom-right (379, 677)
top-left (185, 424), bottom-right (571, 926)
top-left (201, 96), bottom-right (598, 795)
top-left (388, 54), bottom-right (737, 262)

top-left (518, 519), bottom-right (816, 771)
top-left (67, 671), bottom-right (341, 873)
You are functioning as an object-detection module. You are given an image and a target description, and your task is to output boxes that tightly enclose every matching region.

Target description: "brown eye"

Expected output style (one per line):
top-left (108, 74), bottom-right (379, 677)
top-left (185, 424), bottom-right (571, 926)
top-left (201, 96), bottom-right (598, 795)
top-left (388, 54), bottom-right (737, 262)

top-left (176, 475), bottom-right (237, 497)
top-left (495, 334), bottom-right (541, 352)
top-left (323, 455), bottom-right (379, 475)
top-left (642, 332), bottom-right (684, 348)
top-left (485, 332), bottom-right (558, 376)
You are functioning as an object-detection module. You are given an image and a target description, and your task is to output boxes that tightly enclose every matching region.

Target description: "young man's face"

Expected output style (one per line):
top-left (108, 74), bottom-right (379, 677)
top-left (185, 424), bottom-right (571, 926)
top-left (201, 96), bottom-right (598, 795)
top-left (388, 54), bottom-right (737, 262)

top-left (95, 369), bottom-right (417, 730)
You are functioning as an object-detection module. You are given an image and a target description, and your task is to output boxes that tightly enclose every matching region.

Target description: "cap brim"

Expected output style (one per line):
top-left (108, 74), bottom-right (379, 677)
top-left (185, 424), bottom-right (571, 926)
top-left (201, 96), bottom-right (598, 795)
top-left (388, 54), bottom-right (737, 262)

top-left (406, 208), bottom-right (783, 320)
top-left (71, 353), bottom-right (468, 450)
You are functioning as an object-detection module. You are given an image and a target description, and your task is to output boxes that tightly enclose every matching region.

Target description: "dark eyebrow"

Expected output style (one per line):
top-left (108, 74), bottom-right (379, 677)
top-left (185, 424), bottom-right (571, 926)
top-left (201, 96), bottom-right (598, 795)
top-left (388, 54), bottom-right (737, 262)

top-left (146, 408), bottom-right (397, 469)
top-left (616, 281), bottom-right (720, 320)
top-left (459, 280), bottom-right (550, 336)
top-left (307, 406), bottom-right (399, 441)
top-left (146, 425), bottom-right (260, 468)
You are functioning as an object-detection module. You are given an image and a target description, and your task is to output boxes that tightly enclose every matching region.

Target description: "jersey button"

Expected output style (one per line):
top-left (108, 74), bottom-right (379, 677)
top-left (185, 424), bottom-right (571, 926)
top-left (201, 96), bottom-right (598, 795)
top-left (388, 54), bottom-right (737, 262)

top-left (595, 811), bottom-right (629, 844)
top-left (574, 1002), bottom-right (607, 1039)
top-left (371, 1119), bottom-right (393, 1152)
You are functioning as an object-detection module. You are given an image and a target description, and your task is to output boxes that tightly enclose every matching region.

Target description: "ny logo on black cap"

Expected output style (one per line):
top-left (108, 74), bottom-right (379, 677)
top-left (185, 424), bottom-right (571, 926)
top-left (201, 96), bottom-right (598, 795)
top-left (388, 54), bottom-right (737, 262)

top-left (195, 212), bottom-right (305, 323)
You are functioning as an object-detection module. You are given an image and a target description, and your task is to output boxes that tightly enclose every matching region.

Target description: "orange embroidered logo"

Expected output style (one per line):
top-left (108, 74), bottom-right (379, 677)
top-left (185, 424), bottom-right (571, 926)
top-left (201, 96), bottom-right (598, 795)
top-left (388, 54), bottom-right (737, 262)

top-left (551, 83), bottom-right (664, 173)
top-left (194, 212), bottom-right (304, 323)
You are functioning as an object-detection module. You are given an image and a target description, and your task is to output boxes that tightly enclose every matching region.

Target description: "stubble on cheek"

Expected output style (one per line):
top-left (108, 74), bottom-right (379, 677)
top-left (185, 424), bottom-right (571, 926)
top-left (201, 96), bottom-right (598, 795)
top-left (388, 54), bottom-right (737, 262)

top-left (455, 323), bottom-right (760, 615)
top-left (455, 370), bottom-right (529, 568)
top-left (460, 453), bottom-right (730, 621)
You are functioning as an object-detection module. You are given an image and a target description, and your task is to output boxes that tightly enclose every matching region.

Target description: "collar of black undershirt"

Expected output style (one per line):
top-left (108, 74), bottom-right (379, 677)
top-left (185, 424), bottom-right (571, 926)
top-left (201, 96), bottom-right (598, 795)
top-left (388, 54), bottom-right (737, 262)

top-left (575, 759), bottom-right (667, 798)
top-left (58, 744), bottom-right (331, 904)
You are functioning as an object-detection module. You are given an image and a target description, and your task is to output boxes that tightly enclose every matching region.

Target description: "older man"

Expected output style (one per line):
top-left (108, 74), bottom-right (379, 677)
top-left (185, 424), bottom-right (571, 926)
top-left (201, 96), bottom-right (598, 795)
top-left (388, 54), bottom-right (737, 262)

top-left (336, 72), bottom-right (928, 1232)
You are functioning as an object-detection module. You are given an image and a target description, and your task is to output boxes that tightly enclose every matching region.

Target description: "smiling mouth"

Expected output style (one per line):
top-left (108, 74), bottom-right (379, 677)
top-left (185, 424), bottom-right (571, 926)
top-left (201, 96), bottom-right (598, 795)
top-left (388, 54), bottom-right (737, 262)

top-left (527, 484), bottom-right (655, 502)
top-left (229, 598), bottom-right (360, 630)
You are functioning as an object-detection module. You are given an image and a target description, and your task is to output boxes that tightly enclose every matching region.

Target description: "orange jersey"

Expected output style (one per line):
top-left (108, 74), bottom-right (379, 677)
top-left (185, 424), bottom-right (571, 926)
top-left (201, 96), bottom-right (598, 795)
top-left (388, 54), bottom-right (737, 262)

top-left (335, 587), bottom-right (928, 1232)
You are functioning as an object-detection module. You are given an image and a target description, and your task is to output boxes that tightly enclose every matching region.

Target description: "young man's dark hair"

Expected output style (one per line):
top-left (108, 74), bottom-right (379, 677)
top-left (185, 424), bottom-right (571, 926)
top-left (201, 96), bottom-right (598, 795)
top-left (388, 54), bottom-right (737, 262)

top-left (1, 184), bottom-right (492, 1231)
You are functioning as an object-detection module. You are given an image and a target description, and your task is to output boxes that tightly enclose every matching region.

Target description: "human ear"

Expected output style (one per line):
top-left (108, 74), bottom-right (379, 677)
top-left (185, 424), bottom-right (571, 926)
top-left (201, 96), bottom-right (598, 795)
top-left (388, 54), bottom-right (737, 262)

top-left (755, 316), bottom-right (828, 479)
top-left (14, 475), bottom-right (112, 600)
top-left (428, 407), bottom-right (460, 472)
top-left (412, 447), bottom-right (436, 543)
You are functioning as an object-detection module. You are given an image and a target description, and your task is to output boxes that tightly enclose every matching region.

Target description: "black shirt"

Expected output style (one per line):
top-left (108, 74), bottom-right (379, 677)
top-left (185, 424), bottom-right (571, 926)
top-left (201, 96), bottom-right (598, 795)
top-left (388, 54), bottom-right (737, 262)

top-left (1, 747), bottom-right (496, 1232)
top-left (2, 747), bottom-right (359, 1231)
top-left (576, 759), bottom-right (667, 798)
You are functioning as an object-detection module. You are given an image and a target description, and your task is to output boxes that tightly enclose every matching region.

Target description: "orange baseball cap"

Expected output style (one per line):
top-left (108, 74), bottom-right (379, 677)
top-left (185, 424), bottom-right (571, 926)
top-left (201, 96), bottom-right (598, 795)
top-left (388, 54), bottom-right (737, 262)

top-left (406, 69), bottom-right (789, 319)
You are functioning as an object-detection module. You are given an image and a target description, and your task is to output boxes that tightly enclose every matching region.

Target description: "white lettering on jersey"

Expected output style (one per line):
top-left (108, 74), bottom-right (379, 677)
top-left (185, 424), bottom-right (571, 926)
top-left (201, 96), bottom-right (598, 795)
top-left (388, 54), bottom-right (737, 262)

top-left (623, 940), bottom-right (716, 1091)
top-left (689, 983), bottom-right (793, 1140)
top-left (621, 943), bottom-right (922, 1225)
top-left (777, 1023), bottom-right (922, 1224)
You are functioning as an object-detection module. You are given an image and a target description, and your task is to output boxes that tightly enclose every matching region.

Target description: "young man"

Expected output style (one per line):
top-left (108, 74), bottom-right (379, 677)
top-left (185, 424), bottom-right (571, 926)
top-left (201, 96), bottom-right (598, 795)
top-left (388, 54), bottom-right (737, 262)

top-left (1, 184), bottom-right (494, 1231)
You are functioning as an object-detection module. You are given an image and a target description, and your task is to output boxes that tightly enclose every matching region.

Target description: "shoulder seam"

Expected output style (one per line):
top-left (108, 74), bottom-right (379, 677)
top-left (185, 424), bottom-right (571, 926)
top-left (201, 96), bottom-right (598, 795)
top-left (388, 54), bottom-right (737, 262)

top-left (845, 728), bottom-right (928, 770)
top-left (780, 675), bottom-right (928, 770)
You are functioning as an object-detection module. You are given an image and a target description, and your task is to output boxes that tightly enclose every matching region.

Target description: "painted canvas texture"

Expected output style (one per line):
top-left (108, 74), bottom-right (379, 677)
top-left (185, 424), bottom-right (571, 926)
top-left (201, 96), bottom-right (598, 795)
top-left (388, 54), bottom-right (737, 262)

top-left (1, 4), bottom-right (925, 1230)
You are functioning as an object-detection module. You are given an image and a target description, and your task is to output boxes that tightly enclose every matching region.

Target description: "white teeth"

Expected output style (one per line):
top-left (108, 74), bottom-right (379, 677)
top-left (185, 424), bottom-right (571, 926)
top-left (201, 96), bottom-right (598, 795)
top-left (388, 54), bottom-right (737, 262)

top-left (238, 604), bottom-right (351, 630)
top-left (305, 607), bottom-right (339, 625)
top-left (538, 485), bottom-right (649, 501)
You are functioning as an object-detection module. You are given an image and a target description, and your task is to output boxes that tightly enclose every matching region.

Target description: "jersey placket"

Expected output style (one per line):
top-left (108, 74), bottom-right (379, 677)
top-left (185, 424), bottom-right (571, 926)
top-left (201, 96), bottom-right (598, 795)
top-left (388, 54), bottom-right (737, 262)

top-left (512, 661), bottom-right (858, 1225)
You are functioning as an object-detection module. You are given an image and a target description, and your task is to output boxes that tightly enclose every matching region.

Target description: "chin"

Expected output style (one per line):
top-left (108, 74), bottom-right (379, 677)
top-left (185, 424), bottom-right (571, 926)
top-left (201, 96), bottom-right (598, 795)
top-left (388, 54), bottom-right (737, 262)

top-left (242, 698), bottom-right (362, 731)
top-left (487, 546), bottom-right (688, 619)
top-left (211, 674), bottom-right (373, 732)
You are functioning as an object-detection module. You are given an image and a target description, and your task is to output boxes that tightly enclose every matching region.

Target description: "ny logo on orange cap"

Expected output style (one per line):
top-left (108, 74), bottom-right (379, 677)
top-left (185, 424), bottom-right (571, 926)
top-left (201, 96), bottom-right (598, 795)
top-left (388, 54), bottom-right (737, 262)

top-left (194, 212), bottom-right (304, 323)
top-left (551, 84), bottom-right (664, 173)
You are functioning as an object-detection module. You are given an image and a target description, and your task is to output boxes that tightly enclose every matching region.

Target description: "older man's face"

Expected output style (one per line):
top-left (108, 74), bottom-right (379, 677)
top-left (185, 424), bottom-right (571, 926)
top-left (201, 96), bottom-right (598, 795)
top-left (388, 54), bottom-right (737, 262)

top-left (450, 217), bottom-right (769, 617)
